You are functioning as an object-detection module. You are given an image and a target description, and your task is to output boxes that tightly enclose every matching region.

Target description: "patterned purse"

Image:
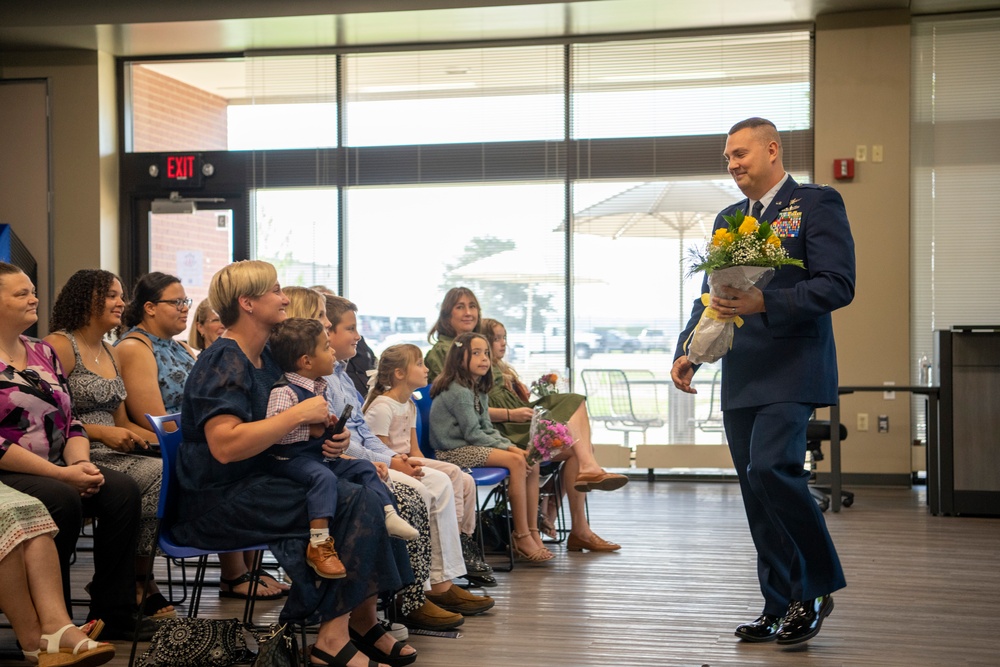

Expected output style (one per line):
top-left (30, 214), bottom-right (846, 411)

top-left (138, 617), bottom-right (253, 667)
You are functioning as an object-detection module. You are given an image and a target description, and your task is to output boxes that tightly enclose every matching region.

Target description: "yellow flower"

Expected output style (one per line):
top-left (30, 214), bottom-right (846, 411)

top-left (767, 235), bottom-right (781, 247)
top-left (712, 228), bottom-right (733, 246)
top-left (738, 218), bottom-right (759, 235)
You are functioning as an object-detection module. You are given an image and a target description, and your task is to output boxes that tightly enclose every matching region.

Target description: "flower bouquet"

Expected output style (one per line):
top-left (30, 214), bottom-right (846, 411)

top-left (527, 407), bottom-right (574, 466)
top-left (530, 372), bottom-right (561, 398)
top-left (684, 209), bottom-right (805, 364)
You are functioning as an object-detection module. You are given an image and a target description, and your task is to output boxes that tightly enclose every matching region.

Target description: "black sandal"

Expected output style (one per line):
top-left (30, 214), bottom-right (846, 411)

top-left (136, 575), bottom-right (177, 619)
top-left (141, 591), bottom-right (177, 619)
top-left (219, 572), bottom-right (283, 600)
top-left (349, 623), bottom-right (417, 667)
top-left (250, 567), bottom-right (291, 597)
top-left (311, 642), bottom-right (377, 667)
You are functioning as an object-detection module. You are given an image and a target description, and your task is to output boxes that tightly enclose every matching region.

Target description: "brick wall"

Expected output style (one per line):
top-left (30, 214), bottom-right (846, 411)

top-left (131, 65), bottom-right (228, 152)
top-left (134, 65), bottom-right (232, 341)
top-left (149, 210), bottom-right (233, 343)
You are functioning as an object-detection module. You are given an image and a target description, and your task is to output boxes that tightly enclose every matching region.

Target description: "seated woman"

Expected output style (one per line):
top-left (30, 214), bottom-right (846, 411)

top-left (0, 261), bottom-right (155, 640)
top-left (115, 272), bottom-right (197, 420)
top-left (171, 260), bottom-right (415, 667)
top-left (425, 287), bottom-right (626, 552)
top-left (117, 273), bottom-right (285, 600)
top-left (0, 481), bottom-right (115, 667)
top-left (188, 298), bottom-right (226, 353)
top-left (45, 269), bottom-right (174, 619)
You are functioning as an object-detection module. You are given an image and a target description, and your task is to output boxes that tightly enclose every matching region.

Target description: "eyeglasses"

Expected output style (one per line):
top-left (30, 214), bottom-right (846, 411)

top-left (154, 298), bottom-right (193, 309)
top-left (8, 367), bottom-right (54, 395)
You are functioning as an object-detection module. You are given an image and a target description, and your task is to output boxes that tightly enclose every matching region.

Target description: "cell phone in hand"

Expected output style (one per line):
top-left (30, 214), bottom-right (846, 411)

top-left (324, 404), bottom-right (352, 439)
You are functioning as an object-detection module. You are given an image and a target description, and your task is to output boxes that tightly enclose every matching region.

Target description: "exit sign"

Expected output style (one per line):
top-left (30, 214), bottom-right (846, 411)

top-left (160, 154), bottom-right (203, 188)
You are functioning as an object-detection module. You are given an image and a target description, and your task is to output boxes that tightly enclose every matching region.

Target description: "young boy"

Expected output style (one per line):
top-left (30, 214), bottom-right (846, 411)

top-left (321, 296), bottom-right (496, 627)
top-left (266, 318), bottom-right (418, 579)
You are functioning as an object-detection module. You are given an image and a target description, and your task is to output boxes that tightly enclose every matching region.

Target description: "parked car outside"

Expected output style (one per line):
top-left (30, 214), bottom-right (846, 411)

top-left (638, 328), bottom-right (671, 351)
top-left (598, 329), bottom-right (640, 353)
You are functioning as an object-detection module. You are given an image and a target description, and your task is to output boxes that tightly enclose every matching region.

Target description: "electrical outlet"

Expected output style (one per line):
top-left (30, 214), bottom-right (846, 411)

top-left (872, 144), bottom-right (884, 162)
top-left (856, 144), bottom-right (867, 162)
top-left (857, 413), bottom-right (869, 432)
top-left (878, 415), bottom-right (889, 433)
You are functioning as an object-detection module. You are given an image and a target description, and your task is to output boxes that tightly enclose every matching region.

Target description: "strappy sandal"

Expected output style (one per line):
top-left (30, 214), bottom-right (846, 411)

top-left (310, 642), bottom-right (377, 667)
top-left (511, 531), bottom-right (554, 563)
top-left (219, 572), bottom-right (283, 600)
top-left (32, 623), bottom-right (116, 667)
top-left (539, 514), bottom-right (557, 539)
top-left (250, 567), bottom-right (291, 596)
top-left (349, 623), bottom-right (417, 667)
top-left (528, 528), bottom-right (554, 557)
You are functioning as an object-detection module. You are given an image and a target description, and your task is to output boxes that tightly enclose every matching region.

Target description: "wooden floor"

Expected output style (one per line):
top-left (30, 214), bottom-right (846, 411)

top-left (4, 480), bottom-right (1000, 667)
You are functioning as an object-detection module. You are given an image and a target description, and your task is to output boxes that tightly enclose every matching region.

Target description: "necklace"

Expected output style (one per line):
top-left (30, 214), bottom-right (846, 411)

top-left (77, 334), bottom-right (104, 364)
top-left (0, 338), bottom-right (22, 364)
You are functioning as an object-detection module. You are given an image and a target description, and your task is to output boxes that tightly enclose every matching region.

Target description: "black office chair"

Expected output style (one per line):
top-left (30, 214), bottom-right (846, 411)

top-left (806, 420), bottom-right (852, 512)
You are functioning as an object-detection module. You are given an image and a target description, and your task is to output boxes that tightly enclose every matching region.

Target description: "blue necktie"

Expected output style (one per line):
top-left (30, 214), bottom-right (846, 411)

top-left (751, 200), bottom-right (764, 220)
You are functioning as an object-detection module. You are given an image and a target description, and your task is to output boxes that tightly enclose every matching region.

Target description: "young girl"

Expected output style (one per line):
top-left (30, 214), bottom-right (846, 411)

top-left (362, 344), bottom-right (496, 584)
top-left (427, 332), bottom-right (552, 563)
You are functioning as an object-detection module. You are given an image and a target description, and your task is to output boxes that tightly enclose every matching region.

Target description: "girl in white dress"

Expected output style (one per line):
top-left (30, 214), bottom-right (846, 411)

top-left (362, 344), bottom-right (495, 585)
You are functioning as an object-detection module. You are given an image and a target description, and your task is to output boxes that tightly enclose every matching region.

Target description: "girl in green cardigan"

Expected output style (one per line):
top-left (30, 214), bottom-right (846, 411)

top-left (425, 287), bottom-right (627, 552)
top-left (428, 332), bottom-right (552, 564)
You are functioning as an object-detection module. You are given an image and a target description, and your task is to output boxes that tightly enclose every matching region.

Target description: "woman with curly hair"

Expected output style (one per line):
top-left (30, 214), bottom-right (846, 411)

top-left (44, 269), bottom-right (175, 619)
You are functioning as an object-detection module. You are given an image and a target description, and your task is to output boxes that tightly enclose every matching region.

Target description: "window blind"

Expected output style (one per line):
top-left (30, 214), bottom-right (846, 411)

top-left (911, 15), bottom-right (1000, 375)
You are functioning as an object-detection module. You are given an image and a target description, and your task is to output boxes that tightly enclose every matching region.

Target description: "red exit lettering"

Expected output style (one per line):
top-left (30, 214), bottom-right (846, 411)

top-left (167, 155), bottom-right (195, 180)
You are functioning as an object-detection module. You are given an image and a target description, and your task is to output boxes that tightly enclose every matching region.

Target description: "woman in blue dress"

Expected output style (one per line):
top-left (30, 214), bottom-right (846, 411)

top-left (171, 260), bottom-right (415, 667)
top-left (117, 272), bottom-right (286, 599)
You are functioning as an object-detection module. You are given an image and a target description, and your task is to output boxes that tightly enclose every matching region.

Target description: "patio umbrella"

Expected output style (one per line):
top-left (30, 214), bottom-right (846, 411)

top-left (567, 179), bottom-right (742, 443)
top-left (569, 179), bottom-right (741, 327)
top-left (451, 236), bottom-right (602, 337)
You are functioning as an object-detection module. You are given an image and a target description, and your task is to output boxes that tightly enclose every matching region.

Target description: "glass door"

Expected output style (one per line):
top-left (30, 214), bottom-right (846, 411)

top-left (130, 196), bottom-right (239, 343)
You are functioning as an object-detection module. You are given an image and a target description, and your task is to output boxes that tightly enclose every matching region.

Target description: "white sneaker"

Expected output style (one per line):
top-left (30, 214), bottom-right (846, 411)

top-left (376, 608), bottom-right (408, 641)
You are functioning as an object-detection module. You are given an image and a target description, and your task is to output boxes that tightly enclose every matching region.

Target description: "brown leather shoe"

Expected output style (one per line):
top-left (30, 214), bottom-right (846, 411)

top-left (574, 471), bottom-right (629, 492)
top-left (403, 600), bottom-right (465, 631)
top-left (306, 537), bottom-right (347, 579)
top-left (567, 532), bottom-right (621, 552)
top-left (426, 585), bottom-right (496, 616)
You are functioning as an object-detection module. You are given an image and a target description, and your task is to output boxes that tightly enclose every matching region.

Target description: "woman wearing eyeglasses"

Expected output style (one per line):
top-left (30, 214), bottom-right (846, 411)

top-left (115, 272), bottom-right (197, 422)
top-left (0, 261), bottom-right (156, 641)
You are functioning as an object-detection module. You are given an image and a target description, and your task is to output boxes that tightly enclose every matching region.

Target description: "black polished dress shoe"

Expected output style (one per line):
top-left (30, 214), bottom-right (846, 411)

top-left (735, 614), bottom-right (782, 642)
top-left (776, 595), bottom-right (834, 645)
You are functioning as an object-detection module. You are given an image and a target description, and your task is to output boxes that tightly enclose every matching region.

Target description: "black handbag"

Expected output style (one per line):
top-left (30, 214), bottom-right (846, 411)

top-left (251, 623), bottom-right (299, 667)
top-left (477, 502), bottom-right (512, 553)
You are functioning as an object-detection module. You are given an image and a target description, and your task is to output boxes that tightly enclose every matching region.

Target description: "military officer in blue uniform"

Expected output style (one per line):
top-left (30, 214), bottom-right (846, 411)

top-left (672, 117), bottom-right (855, 645)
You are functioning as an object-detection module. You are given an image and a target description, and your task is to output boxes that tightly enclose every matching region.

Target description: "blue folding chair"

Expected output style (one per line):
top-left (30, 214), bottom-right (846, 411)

top-left (130, 413), bottom-right (271, 666)
top-left (412, 385), bottom-right (514, 572)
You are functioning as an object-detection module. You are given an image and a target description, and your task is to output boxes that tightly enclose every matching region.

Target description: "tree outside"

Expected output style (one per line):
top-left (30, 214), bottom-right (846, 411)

top-left (441, 236), bottom-right (555, 333)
